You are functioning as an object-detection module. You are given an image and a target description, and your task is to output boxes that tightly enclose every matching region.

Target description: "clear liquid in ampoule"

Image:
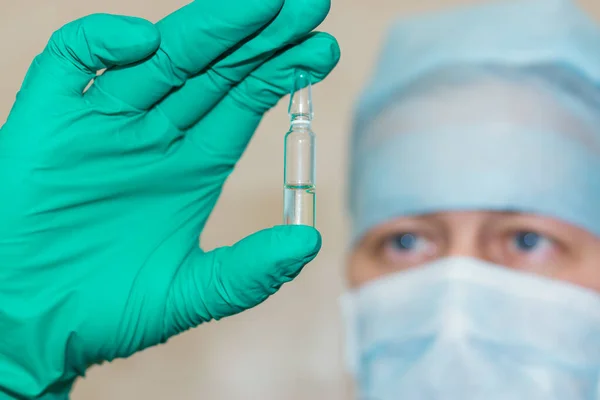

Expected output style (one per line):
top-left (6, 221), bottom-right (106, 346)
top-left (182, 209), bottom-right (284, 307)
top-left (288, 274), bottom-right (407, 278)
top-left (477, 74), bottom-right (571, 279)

top-left (283, 183), bottom-right (315, 226)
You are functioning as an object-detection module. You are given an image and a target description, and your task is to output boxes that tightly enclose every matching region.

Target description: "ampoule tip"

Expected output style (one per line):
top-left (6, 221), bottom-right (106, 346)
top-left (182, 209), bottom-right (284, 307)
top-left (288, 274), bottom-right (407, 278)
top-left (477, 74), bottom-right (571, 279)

top-left (288, 69), bottom-right (313, 120)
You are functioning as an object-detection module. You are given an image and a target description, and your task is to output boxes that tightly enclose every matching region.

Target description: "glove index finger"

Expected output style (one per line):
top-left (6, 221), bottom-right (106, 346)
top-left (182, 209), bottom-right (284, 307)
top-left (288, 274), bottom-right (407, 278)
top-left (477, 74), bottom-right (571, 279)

top-left (21, 14), bottom-right (161, 97)
top-left (91, 0), bottom-right (285, 111)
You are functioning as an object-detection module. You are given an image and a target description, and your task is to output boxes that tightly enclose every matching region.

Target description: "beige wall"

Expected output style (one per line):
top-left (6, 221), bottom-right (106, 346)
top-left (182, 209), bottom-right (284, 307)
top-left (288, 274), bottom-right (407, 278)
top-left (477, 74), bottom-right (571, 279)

top-left (1, 0), bottom-right (599, 399)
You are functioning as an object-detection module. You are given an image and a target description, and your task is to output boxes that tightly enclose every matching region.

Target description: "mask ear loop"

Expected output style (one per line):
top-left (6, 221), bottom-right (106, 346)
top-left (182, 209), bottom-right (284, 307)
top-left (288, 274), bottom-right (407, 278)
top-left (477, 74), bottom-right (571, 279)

top-left (339, 293), bottom-right (360, 376)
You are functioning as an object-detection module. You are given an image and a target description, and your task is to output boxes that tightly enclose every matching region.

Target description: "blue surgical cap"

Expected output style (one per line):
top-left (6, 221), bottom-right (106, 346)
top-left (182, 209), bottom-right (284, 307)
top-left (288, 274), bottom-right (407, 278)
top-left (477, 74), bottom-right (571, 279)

top-left (349, 0), bottom-right (600, 244)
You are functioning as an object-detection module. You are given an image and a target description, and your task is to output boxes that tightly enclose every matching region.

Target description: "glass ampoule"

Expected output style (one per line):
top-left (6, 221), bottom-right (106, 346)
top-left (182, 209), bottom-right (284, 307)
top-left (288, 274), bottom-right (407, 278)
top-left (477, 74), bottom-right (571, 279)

top-left (283, 69), bottom-right (316, 227)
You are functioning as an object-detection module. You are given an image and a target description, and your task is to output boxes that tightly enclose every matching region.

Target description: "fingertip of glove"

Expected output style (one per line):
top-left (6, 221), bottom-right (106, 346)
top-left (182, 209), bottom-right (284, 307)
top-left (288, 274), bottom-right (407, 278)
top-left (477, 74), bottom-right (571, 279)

top-left (277, 225), bottom-right (321, 279)
top-left (117, 16), bottom-right (162, 49)
top-left (315, 32), bottom-right (341, 64)
top-left (271, 224), bottom-right (322, 257)
top-left (294, 32), bottom-right (341, 77)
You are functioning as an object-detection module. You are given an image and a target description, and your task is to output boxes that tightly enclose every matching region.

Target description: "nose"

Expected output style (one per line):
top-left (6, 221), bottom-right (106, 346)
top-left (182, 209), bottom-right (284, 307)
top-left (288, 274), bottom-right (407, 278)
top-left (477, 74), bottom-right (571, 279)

top-left (439, 212), bottom-right (484, 259)
top-left (445, 236), bottom-right (483, 259)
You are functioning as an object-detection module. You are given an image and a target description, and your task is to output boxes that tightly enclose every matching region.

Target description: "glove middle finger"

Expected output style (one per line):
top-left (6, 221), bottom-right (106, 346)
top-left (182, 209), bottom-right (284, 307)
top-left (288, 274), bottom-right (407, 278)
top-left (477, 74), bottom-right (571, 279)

top-left (154, 0), bottom-right (331, 130)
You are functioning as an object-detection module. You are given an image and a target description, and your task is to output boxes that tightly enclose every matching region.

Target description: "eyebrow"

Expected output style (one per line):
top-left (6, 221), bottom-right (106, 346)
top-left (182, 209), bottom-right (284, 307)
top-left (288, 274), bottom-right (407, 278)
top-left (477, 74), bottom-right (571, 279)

top-left (375, 215), bottom-right (445, 232)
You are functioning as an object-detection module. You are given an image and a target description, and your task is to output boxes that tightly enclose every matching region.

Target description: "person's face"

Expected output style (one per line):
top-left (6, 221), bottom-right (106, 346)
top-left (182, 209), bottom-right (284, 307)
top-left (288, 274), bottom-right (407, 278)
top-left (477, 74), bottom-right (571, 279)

top-left (348, 211), bottom-right (600, 291)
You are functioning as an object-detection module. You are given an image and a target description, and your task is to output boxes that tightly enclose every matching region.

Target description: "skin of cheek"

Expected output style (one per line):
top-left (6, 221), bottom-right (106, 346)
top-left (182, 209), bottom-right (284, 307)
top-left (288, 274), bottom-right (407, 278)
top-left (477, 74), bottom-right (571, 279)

top-left (550, 242), bottom-right (600, 293)
top-left (346, 249), bottom-right (381, 288)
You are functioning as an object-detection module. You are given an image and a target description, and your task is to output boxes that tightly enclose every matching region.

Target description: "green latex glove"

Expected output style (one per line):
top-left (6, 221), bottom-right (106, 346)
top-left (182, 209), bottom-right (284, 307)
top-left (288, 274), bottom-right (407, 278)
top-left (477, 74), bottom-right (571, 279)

top-left (0, 0), bottom-right (340, 397)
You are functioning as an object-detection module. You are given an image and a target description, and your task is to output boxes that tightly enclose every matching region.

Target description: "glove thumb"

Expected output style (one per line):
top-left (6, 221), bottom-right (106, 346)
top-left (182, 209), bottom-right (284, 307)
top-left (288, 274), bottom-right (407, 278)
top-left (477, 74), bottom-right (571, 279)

top-left (165, 225), bottom-right (321, 336)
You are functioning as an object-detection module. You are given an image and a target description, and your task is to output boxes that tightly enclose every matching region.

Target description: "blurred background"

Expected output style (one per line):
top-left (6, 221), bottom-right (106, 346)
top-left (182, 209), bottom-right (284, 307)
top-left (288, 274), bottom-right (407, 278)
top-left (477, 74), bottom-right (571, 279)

top-left (1, 0), bottom-right (599, 398)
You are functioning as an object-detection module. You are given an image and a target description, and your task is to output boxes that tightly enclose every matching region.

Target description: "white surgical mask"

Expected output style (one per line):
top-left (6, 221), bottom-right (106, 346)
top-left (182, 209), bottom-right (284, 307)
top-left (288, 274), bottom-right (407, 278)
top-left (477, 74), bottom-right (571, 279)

top-left (340, 257), bottom-right (600, 400)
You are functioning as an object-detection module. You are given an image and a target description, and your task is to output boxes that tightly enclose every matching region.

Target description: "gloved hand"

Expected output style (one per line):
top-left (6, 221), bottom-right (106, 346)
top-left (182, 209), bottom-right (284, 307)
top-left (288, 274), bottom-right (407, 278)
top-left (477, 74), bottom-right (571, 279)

top-left (0, 0), bottom-right (339, 397)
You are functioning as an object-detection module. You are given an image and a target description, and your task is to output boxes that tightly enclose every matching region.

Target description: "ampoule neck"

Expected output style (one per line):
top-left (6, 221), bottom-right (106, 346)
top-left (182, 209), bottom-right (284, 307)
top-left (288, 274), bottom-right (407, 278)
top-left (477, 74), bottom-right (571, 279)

top-left (290, 114), bottom-right (312, 128)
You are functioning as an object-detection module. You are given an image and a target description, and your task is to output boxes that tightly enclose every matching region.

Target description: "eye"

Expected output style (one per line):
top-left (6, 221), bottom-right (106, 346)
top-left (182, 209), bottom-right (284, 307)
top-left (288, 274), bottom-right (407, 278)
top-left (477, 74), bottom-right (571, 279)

top-left (378, 232), bottom-right (436, 267)
top-left (484, 215), bottom-right (583, 275)
top-left (391, 233), bottom-right (422, 251)
top-left (511, 231), bottom-right (552, 253)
